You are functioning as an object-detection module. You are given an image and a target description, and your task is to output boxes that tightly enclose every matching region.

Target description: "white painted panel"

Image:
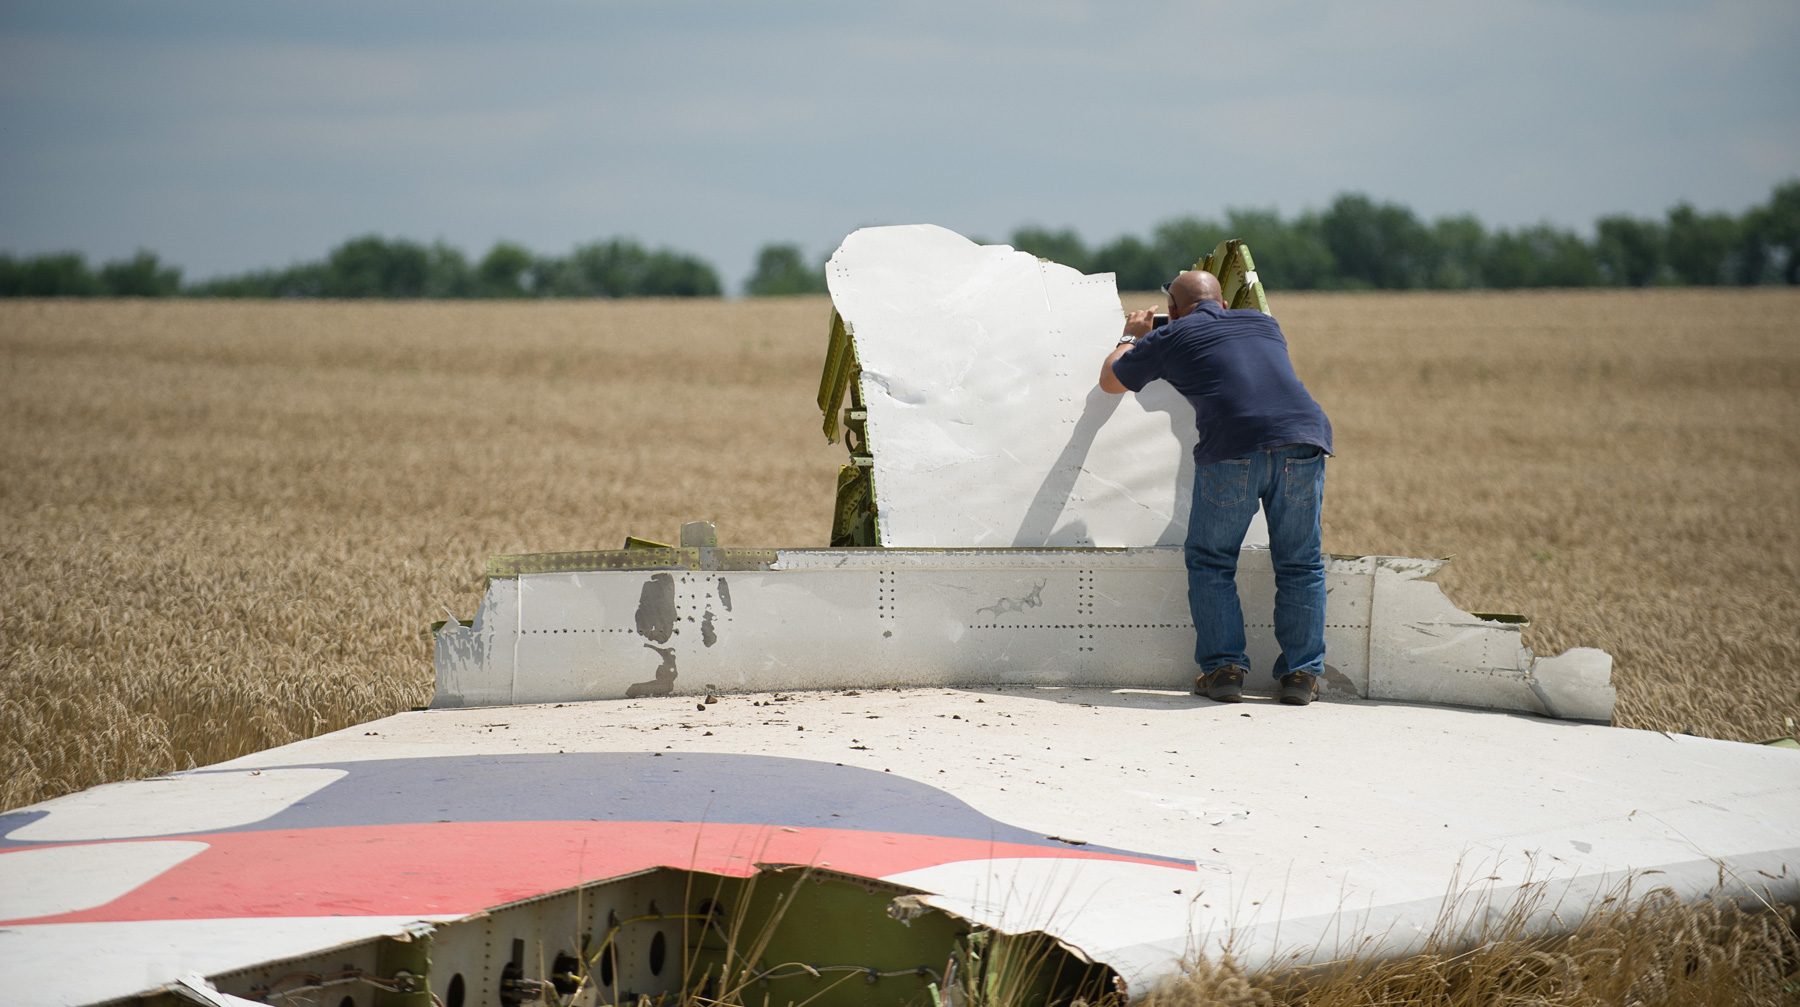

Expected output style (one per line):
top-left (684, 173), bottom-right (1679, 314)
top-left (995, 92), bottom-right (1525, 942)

top-left (433, 550), bottom-right (1603, 720)
top-left (670, 568), bottom-right (886, 693)
top-left (0, 917), bottom-right (423, 1007)
top-left (1528, 647), bottom-right (1615, 722)
top-left (6, 769), bottom-right (345, 842)
top-left (171, 974), bottom-right (268, 1007)
top-left (0, 841), bottom-right (208, 920)
top-left (1368, 560), bottom-right (1548, 715)
top-left (884, 857), bottom-right (1198, 988)
top-left (512, 570), bottom-right (648, 705)
top-left (828, 225), bottom-right (1270, 550)
top-left (1323, 564), bottom-right (1375, 695)
top-left (79, 689), bottom-right (1778, 995)
top-left (435, 577), bottom-right (518, 707)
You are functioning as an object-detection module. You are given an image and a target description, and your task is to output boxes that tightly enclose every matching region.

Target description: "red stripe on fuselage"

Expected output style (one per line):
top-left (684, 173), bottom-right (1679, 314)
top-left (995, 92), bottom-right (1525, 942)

top-left (3, 821), bottom-right (1193, 925)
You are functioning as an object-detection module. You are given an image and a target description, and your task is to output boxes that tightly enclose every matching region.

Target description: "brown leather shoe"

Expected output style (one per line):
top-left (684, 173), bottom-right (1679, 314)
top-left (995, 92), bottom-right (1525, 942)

top-left (1195, 665), bottom-right (1246, 703)
top-left (1278, 671), bottom-right (1320, 706)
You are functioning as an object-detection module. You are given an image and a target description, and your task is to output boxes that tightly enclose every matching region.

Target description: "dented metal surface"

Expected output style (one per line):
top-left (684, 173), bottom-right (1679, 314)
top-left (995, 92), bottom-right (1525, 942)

top-left (435, 546), bottom-right (1613, 722)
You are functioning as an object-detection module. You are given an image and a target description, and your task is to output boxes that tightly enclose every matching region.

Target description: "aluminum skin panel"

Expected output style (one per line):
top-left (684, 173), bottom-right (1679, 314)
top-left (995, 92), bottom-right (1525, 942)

top-left (434, 549), bottom-right (1612, 722)
top-left (5, 693), bottom-right (1791, 1005)
top-left (1369, 558), bottom-right (1546, 715)
top-left (825, 224), bottom-right (1271, 550)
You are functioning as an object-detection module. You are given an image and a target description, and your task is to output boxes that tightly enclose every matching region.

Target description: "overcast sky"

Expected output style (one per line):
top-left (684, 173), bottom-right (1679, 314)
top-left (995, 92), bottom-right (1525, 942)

top-left (2, 0), bottom-right (1796, 288)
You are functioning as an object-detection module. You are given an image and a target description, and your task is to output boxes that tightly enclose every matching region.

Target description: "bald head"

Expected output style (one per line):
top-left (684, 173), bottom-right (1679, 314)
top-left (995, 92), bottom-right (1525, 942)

top-left (1167, 270), bottom-right (1223, 318)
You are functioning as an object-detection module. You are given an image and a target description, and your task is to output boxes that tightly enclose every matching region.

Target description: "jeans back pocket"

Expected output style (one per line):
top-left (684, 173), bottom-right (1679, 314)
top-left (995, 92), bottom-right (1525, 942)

top-left (1202, 459), bottom-right (1250, 506)
top-left (1282, 451), bottom-right (1324, 505)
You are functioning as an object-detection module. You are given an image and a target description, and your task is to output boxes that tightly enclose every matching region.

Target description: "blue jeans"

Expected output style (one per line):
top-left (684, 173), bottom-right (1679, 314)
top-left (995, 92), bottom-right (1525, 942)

top-left (1185, 444), bottom-right (1327, 679)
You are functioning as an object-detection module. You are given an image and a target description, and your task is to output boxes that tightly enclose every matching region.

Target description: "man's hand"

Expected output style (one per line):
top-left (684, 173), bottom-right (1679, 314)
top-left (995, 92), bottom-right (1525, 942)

top-left (1100, 308), bottom-right (1157, 393)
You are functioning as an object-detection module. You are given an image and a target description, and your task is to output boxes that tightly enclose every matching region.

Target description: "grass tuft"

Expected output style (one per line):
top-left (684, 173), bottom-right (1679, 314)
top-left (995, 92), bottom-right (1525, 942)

top-left (1141, 889), bottom-right (1799, 1007)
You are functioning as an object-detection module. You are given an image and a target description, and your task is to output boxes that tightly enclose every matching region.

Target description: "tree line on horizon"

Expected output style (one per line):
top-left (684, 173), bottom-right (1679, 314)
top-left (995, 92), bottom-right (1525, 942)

top-left (3, 181), bottom-right (1796, 300)
top-left (0, 237), bottom-right (724, 300)
top-left (1008, 180), bottom-right (1799, 292)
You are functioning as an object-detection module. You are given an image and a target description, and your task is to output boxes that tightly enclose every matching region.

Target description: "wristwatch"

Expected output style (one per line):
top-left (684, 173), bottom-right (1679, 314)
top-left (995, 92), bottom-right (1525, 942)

top-left (1116, 335), bottom-right (1139, 346)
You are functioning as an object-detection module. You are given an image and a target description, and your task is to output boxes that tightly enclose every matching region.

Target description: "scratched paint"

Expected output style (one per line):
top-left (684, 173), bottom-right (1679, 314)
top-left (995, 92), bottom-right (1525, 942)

top-left (626, 644), bottom-right (678, 698)
top-left (1320, 664), bottom-right (1357, 696)
top-left (634, 573), bottom-right (677, 644)
top-left (976, 579), bottom-right (1047, 619)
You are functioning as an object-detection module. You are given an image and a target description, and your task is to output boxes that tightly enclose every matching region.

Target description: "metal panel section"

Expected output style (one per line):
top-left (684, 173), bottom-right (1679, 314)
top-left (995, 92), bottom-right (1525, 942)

top-left (1526, 647), bottom-right (1615, 722)
top-left (826, 224), bottom-right (1240, 550)
top-left (818, 309), bottom-right (856, 443)
top-left (5, 769), bottom-right (345, 844)
top-left (1368, 558), bottom-right (1562, 716)
top-left (434, 548), bottom-right (1607, 720)
top-left (0, 917), bottom-right (427, 1007)
top-left (0, 842), bottom-right (208, 920)
top-left (433, 578), bottom-right (517, 708)
top-left (1198, 239), bottom-right (1271, 315)
top-left (88, 866), bottom-right (1096, 1007)
top-left (6, 693), bottom-right (1788, 1005)
top-left (511, 571), bottom-right (643, 705)
top-left (487, 548), bottom-right (780, 577)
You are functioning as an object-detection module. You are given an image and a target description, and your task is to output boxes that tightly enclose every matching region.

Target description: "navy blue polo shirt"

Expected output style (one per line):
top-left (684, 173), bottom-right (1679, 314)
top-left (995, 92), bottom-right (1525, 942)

top-left (1111, 301), bottom-right (1332, 467)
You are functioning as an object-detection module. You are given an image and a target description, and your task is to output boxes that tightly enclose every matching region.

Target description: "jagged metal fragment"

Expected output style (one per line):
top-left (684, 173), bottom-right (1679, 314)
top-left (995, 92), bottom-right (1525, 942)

top-left (434, 546), bottom-right (1612, 721)
top-left (824, 224), bottom-right (1258, 549)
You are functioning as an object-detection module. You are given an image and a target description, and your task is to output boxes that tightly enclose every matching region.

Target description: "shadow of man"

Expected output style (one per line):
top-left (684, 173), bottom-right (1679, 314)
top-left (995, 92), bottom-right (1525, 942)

top-left (1010, 380), bottom-right (1260, 549)
top-left (1011, 386), bottom-right (1121, 546)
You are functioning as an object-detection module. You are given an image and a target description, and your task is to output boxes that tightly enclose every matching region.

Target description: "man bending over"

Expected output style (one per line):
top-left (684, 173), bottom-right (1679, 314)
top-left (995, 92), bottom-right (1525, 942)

top-left (1099, 271), bottom-right (1334, 705)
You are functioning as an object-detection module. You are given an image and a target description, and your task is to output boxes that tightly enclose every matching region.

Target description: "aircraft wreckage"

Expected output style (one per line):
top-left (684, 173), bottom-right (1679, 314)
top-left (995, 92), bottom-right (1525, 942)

top-left (2, 226), bottom-right (1796, 1007)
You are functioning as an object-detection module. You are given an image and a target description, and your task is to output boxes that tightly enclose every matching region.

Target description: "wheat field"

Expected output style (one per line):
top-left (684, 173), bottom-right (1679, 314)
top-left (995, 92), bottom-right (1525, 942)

top-left (1, 290), bottom-right (1797, 815)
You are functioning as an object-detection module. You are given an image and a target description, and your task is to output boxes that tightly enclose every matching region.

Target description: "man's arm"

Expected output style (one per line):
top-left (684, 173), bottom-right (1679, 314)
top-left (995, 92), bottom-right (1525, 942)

top-left (1099, 308), bottom-right (1158, 394)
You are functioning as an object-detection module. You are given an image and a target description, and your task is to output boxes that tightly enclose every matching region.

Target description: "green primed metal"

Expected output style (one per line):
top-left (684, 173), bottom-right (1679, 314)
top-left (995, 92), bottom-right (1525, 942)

top-left (1763, 719), bottom-right (1799, 749)
top-left (681, 869), bottom-right (961, 1007)
top-left (674, 867), bottom-right (1109, 1007)
top-left (486, 547), bottom-right (781, 578)
top-left (935, 928), bottom-right (1116, 1007)
top-left (831, 463), bottom-right (879, 547)
top-left (1197, 239), bottom-right (1271, 315)
top-left (820, 312), bottom-right (879, 546)
top-left (819, 310), bottom-right (858, 444)
top-left (680, 521), bottom-right (721, 548)
top-left (372, 931), bottom-right (432, 1007)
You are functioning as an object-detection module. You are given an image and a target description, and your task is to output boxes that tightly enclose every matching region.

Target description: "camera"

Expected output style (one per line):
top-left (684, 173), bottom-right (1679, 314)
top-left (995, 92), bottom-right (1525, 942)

top-left (1152, 313), bottom-right (1169, 328)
